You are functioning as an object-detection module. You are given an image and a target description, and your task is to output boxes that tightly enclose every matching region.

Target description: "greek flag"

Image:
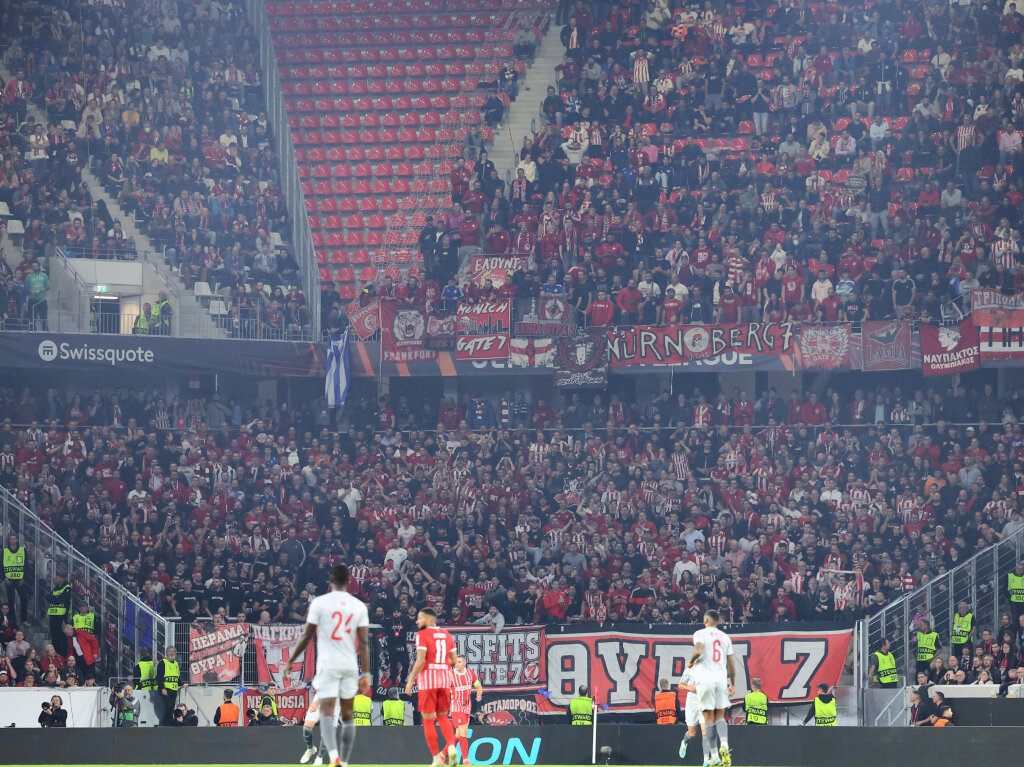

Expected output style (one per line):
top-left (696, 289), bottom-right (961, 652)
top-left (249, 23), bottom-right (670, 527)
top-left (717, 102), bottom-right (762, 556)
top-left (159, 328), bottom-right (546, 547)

top-left (325, 329), bottom-right (350, 408)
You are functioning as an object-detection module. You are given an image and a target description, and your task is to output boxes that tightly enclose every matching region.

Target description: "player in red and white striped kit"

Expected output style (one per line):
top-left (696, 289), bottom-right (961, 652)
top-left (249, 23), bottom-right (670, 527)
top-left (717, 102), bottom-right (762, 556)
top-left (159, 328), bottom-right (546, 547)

top-left (450, 655), bottom-right (483, 765)
top-left (405, 608), bottom-right (459, 767)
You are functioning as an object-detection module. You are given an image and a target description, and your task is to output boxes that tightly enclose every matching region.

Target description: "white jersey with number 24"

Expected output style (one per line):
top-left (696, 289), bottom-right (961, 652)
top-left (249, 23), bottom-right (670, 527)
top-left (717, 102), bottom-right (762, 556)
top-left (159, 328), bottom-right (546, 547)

top-left (690, 626), bottom-right (733, 685)
top-left (306, 590), bottom-right (370, 672)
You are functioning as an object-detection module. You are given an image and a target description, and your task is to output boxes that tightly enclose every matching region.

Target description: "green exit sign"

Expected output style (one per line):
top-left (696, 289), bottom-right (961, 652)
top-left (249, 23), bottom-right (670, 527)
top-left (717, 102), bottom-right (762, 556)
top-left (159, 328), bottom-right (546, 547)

top-left (95, 285), bottom-right (108, 293)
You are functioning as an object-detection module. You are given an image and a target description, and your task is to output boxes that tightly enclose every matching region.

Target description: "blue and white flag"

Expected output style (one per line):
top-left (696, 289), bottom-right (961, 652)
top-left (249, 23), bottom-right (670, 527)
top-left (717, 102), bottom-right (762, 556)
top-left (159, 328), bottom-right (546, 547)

top-left (325, 329), bottom-right (350, 408)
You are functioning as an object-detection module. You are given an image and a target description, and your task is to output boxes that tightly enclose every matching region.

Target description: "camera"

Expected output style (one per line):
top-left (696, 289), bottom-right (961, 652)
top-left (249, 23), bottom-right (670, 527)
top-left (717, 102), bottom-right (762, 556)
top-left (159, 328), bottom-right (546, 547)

top-left (40, 702), bottom-right (51, 711)
top-left (246, 708), bottom-right (257, 720)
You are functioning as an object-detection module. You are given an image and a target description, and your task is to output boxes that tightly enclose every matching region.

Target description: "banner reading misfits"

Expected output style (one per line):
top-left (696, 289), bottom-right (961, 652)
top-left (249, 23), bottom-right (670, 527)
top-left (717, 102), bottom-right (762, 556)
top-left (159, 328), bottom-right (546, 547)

top-left (188, 622), bottom-right (248, 683)
top-left (243, 688), bottom-right (310, 725)
top-left (537, 626), bottom-right (853, 714)
top-left (970, 289), bottom-right (1024, 327)
top-left (252, 624), bottom-right (316, 691)
top-left (554, 332), bottom-right (608, 387)
top-left (978, 325), bottom-right (1024, 360)
top-left (921, 319), bottom-right (981, 375)
top-left (860, 321), bottom-right (911, 371)
top-left (448, 624), bottom-right (544, 692)
top-left (345, 300), bottom-right (381, 341)
top-left (456, 300), bottom-right (512, 361)
top-left (380, 303), bottom-right (438, 362)
top-left (607, 323), bottom-right (796, 366)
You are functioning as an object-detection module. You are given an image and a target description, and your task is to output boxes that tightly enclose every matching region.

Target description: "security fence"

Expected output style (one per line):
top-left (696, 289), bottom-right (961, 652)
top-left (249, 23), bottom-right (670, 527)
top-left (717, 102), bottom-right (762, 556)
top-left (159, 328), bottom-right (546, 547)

top-left (0, 486), bottom-right (172, 681)
top-left (859, 526), bottom-right (1024, 686)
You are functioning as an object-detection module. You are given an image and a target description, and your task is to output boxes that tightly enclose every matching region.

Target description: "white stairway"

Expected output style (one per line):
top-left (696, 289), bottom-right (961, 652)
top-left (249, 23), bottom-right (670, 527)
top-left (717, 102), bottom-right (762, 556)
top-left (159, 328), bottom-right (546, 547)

top-left (488, 21), bottom-right (565, 186)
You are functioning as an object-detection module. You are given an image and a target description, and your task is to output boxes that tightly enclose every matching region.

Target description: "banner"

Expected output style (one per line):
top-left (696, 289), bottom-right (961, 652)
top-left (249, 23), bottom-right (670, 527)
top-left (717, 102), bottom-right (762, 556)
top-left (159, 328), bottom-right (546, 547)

top-left (456, 300), bottom-right (512, 361)
top-left (607, 324), bottom-right (796, 367)
top-left (188, 622), bottom-right (248, 683)
top-left (345, 300), bottom-right (381, 340)
top-left (970, 289), bottom-right (1024, 327)
top-left (510, 337), bottom-right (554, 368)
top-left (554, 332), bottom-right (608, 387)
top-left (252, 624), bottom-right (316, 691)
top-left (380, 303), bottom-right (438, 362)
top-left (449, 625), bottom-right (544, 691)
top-left (425, 312), bottom-right (457, 351)
top-left (860, 321), bottom-right (911, 371)
top-left (0, 334), bottom-right (326, 376)
top-left (477, 692), bottom-right (541, 725)
top-left (797, 324), bottom-right (852, 369)
top-left (243, 688), bottom-right (310, 725)
top-left (514, 296), bottom-right (578, 337)
top-left (921, 319), bottom-right (980, 375)
top-left (978, 326), bottom-right (1024, 360)
top-left (538, 626), bottom-right (853, 714)
top-left (469, 256), bottom-right (528, 273)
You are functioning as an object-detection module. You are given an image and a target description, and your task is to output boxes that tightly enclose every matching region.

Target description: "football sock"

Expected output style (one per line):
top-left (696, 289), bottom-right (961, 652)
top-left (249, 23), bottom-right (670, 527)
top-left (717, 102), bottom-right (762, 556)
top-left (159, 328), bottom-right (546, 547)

top-left (683, 731), bottom-right (693, 747)
top-left (339, 718), bottom-right (356, 764)
top-left (438, 714), bottom-right (457, 753)
top-left (703, 731), bottom-right (717, 761)
top-left (459, 735), bottom-right (469, 762)
top-left (715, 718), bottom-right (729, 750)
top-left (321, 714), bottom-right (340, 762)
top-left (303, 725), bottom-right (315, 749)
top-left (423, 719), bottom-right (440, 755)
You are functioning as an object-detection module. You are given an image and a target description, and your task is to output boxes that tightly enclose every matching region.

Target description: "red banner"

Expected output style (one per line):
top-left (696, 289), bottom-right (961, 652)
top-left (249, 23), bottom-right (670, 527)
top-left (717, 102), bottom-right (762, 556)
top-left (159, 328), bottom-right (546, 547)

top-left (796, 324), bottom-right (852, 369)
top-left (860, 321), bottom-right (911, 371)
top-left (537, 627), bottom-right (853, 713)
top-left (344, 300), bottom-right (381, 341)
top-left (970, 289), bottom-right (1024, 327)
top-left (607, 324), bottom-right (796, 366)
top-left (188, 622), bottom-right (248, 683)
top-left (978, 326), bottom-right (1024, 360)
top-left (921, 319), bottom-right (981, 375)
top-left (456, 300), bottom-right (512, 360)
top-left (380, 303), bottom-right (438, 362)
top-left (243, 688), bottom-right (310, 725)
top-left (252, 624), bottom-right (316, 691)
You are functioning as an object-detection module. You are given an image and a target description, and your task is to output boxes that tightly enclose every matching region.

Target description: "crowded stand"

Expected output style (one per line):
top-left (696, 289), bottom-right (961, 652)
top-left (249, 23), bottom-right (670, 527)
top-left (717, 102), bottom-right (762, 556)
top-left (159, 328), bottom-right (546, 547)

top-left (0, 376), bottom-right (1022, 679)
top-left (394, 0), bottom-right (1024, 328)
top-left (0, 0), bottom-right (300, 335)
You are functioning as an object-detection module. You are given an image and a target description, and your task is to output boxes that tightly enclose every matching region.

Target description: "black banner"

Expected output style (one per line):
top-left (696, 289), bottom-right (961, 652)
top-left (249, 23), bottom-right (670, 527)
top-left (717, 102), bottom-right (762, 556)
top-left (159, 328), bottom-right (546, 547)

top-left (0, 333), bottom-right (326, 377)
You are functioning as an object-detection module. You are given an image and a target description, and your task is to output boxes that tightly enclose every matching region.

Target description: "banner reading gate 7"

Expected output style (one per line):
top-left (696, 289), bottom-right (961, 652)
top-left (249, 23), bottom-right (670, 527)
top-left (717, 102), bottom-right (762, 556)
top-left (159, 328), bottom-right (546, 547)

top-left (456, 300), bottom-right (512, 361)
top-left (538, 626), bottom-right (852, 713)
top-left (449, 625), bottom-right (544, 691)
top-left (607, 324), bottom-right (796, 366)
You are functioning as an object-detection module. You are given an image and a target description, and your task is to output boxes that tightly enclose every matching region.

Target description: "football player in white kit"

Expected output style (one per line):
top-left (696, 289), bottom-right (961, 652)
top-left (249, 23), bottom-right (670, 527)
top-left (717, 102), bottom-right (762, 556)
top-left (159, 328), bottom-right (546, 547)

top-left (676, 666), bottom-right (704, 761)
top-left (300, 692), bottom-right (341, 765)
top-left (687, 610), bottom-right (736, 767)
top-left (286, 564), bottom-right (370, 767)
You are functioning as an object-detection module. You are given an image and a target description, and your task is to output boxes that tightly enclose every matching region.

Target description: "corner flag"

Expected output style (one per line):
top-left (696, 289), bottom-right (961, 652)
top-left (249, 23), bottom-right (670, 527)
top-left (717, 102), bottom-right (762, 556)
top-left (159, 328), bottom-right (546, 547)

top-left (325, 329), bottom-right (350, 408)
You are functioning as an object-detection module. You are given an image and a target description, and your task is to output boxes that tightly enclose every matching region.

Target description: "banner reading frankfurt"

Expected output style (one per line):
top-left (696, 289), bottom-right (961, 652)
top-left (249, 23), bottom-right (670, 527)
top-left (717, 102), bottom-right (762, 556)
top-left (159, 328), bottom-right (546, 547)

top-left (188, 622), bottom-right (248, 683)
top-left (860, 321), bottom-right (911, 371)
top-left (537, 627), bottom-right (853, 714)
top-left (252, 624), bottom-right (316, 690)
top-left (607, 323), bottom-right (797, 366)
top-left (921, 319), bottom-right (981, 375)
top-left (456, 300), bottom-right (512, 361)
top-left (379, 303), bottom-right (438, 363)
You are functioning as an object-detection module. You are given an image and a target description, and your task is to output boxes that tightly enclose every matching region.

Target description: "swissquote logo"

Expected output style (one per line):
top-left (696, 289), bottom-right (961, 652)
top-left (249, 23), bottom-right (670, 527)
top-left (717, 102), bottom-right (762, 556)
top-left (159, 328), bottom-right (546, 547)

top-left (37, 339), bottom-right (155, 366)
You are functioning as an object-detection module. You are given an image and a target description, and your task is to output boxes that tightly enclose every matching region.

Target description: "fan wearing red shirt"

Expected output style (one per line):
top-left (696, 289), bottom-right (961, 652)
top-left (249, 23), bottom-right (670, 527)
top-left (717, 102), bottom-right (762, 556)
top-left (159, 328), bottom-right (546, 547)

top-left (716, 283), bottom-right (742, 322)
top-left (450, 655), bottom-right (483, 765)
top-left (817, 287), bottom-right (843, 322)
top-left (780, 266), bottom-right (805, 306)
top-left (406, 608), bottom-right (459, 767)
top-left (661, 288), bottom-right (684, 325)
top-left (585, 290), bottom-right (616, 326)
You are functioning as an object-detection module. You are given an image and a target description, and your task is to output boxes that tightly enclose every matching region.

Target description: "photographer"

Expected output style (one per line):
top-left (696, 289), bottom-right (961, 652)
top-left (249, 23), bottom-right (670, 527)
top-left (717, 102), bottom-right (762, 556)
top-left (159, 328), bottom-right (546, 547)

top-left (110, 683), bottom-right (141, 727)
top-left (171, 703), bottom-right (198, 726)
top-left (247, 702), bottom-right (282, 726)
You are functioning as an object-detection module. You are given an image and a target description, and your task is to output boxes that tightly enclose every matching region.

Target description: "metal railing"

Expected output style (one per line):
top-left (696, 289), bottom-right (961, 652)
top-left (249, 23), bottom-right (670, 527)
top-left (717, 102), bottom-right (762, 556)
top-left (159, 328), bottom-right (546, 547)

top-left (859, 526), bottom-right (1024, 687)
top-left (246, 0), bottom-right (321, 339)
top-left (0, 486), bottom-right (171, 681)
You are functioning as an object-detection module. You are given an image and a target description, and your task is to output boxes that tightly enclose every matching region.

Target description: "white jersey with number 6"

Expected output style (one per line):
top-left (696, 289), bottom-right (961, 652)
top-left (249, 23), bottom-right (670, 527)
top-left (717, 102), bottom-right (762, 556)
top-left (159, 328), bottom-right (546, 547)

top-left (306, 591), bottom-right (370, 672)
top-left (691, 626), bottom-right (733, 685)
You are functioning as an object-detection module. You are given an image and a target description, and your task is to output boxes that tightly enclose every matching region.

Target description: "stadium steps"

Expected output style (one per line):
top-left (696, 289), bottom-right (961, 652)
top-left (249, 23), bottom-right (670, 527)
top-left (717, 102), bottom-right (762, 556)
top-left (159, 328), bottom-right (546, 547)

top-left (487, 18), bottom-right (564, 187)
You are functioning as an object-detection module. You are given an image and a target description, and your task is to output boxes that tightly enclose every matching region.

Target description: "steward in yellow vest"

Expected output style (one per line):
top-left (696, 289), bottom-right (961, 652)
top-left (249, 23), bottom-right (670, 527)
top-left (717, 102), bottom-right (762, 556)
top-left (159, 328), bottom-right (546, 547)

top-left (569, 685), bottom-right (593, 725)
top-left (915, 619), bottom-right (940, 675)
top-left (802, 684), bottom-right (836, 726)
top-left (744, 678), bottom-right (768, 724)
top-left (353, 693), bottom-right (372, 725)
top-left (3, 534), bottom-right (27, 624)
top-left (868, 638), bottom-right (899, 688)
top-left (48, 575), bottom-right (72, 655)
top-left (951, 602), bottom-right (975, 655)
top-left (382, 688), bottom-right (406, 726)
top-left (1007, 563), bottom-right (1024, 622)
